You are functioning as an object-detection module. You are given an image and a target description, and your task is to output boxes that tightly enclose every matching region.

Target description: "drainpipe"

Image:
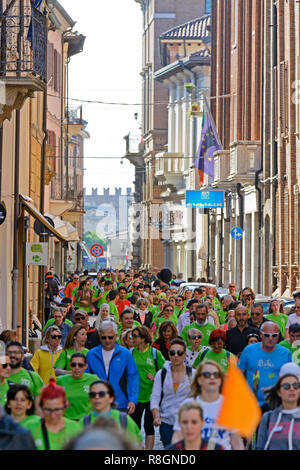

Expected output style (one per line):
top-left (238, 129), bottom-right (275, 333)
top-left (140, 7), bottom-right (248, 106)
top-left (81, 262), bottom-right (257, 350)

top-left (237, 182), bottom-right (244, 290)
top-left (12, 108), bottom-right (20, 330)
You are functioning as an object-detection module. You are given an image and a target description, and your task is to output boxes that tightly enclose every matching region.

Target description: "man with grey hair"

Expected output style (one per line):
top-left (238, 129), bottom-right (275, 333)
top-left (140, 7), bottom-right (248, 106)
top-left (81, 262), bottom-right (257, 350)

top-left (86, 320), bottom-right (139, 415)
top-left (238, 321), bottom-right (293, 410)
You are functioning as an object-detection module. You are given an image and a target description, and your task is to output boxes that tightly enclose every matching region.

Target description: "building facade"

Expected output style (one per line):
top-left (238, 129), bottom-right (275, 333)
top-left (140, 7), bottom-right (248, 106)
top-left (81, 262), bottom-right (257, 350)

top-left (134, 0), bottom-right (211, 271)
top-left (210, 0), bottom-right (263, 292)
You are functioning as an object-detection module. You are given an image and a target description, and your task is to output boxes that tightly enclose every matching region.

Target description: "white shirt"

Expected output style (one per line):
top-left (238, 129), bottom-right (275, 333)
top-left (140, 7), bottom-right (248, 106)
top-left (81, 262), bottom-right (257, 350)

top-left (286, 314), bottom-right (300, 330)
top-left (173, 396), bottom-right (232, 450)
top-left (102, 348), bottom-right (115, 376)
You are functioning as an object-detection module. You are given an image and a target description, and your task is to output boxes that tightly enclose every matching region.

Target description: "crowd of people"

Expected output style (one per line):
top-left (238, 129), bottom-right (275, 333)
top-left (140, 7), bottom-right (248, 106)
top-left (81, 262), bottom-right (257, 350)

top-left (1, 266), bottom-right (300, 451)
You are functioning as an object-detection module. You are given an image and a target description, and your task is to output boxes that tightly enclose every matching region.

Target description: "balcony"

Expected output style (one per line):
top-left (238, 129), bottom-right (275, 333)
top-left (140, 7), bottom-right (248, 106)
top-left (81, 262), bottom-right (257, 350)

top-left (50, 176), bottom-right (84, 218)
top-left (212, 150), bottom-right (231, 188)
top-left (0, 1), bottom-right (47, 124)
top-left (123, 133), bottom-right (145, 166)
top-left (155, 152), bottom-right (184, 187)
top-left (228, 141), bottom-right (261, 184)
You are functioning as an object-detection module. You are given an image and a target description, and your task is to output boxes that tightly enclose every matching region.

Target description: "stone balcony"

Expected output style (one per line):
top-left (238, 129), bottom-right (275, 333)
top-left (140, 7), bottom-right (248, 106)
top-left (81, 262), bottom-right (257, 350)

top-left (155, 151), bottom-right (184, 187)
top-left (213, 141), bottom-right (261, 189)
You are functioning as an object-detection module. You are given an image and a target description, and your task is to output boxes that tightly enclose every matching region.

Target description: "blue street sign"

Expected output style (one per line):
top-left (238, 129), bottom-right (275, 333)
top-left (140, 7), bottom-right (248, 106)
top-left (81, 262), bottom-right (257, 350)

top-left (231, 227), bottom-right (243, 240)
top-left (186, 190), bottom-right (225, 208)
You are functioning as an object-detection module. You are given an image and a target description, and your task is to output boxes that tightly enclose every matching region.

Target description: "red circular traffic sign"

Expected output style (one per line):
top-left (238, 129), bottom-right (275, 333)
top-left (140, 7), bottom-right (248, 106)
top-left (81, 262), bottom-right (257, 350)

top-left (90, 244), bottom-right (104, 258)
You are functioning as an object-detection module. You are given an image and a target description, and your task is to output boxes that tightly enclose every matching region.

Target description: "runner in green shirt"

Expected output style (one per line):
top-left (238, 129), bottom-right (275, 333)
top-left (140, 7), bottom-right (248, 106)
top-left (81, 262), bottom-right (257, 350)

top-left (279, 324), bottom-right (300, 365)
top-left (181, 303), bottom-right (216, 347)
top-left (5, 383), bottom-right (36, 424)
top-left (54, 323), bottom-right (89, 374)
top-left (79, 380), bottom-right (143, 448)
top-left (23, 377), bottom-right (81, 450)
top-left (193, 328), bottom-right (236, 372)
top-left (56, 353), bottom-right (98, 420)
top-left (6, 342), bottom-right (44, 397)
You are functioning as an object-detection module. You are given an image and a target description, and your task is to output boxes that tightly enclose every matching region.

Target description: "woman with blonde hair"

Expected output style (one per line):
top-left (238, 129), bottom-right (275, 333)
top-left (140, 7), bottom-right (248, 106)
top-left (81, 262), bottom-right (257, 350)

top-left (30, 325), bottom-right (63, 384)
top-left (120, 329), bottom-right (134, 349)
top-left (171, 360), bottom-right (244, 450)
top-left (54, 323), bottom-right (88, 375)
top-left (94, 303), bottom-right (115, 331)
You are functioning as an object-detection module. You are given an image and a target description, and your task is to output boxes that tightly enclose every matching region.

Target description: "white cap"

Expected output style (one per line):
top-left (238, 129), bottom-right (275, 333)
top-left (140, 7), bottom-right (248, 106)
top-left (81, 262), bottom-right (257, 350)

top-left (279, 362), bottom-right (300, 381)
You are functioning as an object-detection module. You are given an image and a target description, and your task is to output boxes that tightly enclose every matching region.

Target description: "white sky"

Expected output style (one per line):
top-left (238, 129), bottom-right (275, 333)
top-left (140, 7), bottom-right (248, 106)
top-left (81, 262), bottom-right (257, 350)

top-left (59, 0), bottom-right (143, 194)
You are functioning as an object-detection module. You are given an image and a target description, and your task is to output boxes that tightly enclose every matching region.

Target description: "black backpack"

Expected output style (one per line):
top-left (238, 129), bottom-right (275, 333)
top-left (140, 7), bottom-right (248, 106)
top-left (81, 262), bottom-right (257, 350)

top-left (159, 366), bottom-right (193, 406)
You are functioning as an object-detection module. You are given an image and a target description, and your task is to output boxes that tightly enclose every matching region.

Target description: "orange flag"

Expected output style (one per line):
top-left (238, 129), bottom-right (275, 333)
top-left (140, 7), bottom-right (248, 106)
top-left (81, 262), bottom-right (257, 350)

top-left (216, 359), bottom-right (262, 438)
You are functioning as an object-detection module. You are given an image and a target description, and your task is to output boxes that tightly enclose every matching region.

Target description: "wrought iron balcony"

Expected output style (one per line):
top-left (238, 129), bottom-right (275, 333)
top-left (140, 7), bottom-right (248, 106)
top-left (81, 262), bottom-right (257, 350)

top-left (0, 1), bottom-right (47, 85)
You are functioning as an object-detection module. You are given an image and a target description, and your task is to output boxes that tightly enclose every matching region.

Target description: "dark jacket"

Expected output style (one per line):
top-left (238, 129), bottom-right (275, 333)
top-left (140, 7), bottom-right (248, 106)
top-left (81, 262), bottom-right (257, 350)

top-left (0, 408), bottom-right (36, 450)
top-left (86, 328), bottom-right (101, 350)
top-left (152, 338), bottom-right (170, 360)
top-left (133, 310), bottom-right (153, 328)
top-left (225, 325), bottom-right (260, 356)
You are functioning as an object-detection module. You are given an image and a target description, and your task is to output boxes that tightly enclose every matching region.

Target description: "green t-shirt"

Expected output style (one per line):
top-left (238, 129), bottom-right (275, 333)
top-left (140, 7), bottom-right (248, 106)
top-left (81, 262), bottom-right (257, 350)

top-left (108, 301), bottom-right (119, 322)
top-left (265, 313), bottom-right (288, 337)
top-left (193, 348), bottom-right (234, 372)
top-left (56, 373), bottom-right (99, 420)
top-left (279, 340), bottom-right (300, 365)
top-left (97, 290), bottom-right (111, 308)
top-left (42, 317), bottom-right (73, 333)
top-left (174, 306), bottom-right (186, 318)
top-left (78, 409), bottom-right (143, 444)
top-left (54, 348), bottom-right (89, 371)
top-left (181, 322), bottom-right (216, 347)
top-left (0, 379), bottom-right (9, 405)
top-left (23, 416), bottom-right (81, 450)
top-left (216, 309), bottom-right (227, 325)
top-left (8, 368), bottom-right (44, 396)
top-left (19, 414), bottom-right (41, 428)
top-left (131, 347), bottom-right (165, 402)
top-left (154, 314), bottom-right (178, 330)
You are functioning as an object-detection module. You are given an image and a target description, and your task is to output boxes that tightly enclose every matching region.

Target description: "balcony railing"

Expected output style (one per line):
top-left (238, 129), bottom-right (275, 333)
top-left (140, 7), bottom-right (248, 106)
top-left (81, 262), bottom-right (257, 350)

top-left (0, 1), bottom-right (47, 84)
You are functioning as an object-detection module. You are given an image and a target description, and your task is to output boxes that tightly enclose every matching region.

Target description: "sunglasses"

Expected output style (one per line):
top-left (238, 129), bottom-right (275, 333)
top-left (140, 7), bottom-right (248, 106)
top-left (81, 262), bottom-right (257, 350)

top-left (51, 335), bottom-right (62, 340)
top-left (199, 371), bottom-right (221, 379)
top-left (169, 350), bottom-right (185, 357)
top-left (190, 335), bottom-right (202, 340)
top-left (1, 363), bottom-right (10, 369)
top-left (75, 315), bottom-right (86, 320)
top-left (132, 333), bottom-right (140, 339)
top-left (176, 299), bottom-right (183, 302)
top-left (261, 332), bottom-right (279, 338)
top-left (280, 383), bottom-right (300, 390)
top-left (89, 391), bottom-right (108, 398)
top-left (100, 336), bottom-right (114, 340)
top-left (165, 309), bottom-right (174, 313)
top-left (70, 362), bottom-right (85, 368)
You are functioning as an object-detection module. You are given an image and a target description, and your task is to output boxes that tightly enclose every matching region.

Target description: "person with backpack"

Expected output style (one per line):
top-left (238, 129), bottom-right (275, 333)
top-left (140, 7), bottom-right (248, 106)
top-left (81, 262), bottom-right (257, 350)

top-left (130, 325), bottom-right (165, 450)
top-left (150, 337), bottom-right (195, 448)
top-left (79, 380), bottom-right (143, 448)
top-left (193, 329), bottom-right (236, 372)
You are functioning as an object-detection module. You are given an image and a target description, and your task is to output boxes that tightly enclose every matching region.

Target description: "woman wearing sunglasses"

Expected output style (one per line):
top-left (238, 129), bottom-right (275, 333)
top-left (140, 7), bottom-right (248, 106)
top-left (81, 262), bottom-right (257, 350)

top-left (257, 363), bottom-right (300, 450)
top-left (150, 338), bottom-right (196, 448)
top-left (56, 353), bottom-right (98, 421)
top-left (54, 323), bottom-right (88, 376)
top-left (120, 329), bottom-right (134, 349)
top-left (30, 326), bottom-right (63, 384)
top-left (23, 378), bottom-right (81, 450)
top-left (133, 298), bottom-right (153, 328)
top-left (171, 360), bottom-right (244, 450)
top-left (79, 380), bottom-right (143, 448)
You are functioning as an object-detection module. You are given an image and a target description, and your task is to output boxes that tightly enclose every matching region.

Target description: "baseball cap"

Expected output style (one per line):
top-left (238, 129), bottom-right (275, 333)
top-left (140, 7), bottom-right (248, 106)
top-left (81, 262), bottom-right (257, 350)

top-left (61, 297), bottom-right (72, 305)
top-left (279, 362), bottom-right (300, 381)
top-left (74, 309), bottom-right (88, 317)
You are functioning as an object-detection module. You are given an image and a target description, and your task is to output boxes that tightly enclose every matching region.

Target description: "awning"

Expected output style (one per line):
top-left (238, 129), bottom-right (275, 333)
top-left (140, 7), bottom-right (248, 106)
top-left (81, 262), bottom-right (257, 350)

top-left (20, 195), bottom-right (69, 245)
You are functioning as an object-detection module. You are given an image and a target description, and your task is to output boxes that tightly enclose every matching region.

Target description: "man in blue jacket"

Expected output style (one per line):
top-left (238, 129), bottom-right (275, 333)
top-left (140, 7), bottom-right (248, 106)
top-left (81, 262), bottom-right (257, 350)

top-left (86, 320), bottom-right (139, 414)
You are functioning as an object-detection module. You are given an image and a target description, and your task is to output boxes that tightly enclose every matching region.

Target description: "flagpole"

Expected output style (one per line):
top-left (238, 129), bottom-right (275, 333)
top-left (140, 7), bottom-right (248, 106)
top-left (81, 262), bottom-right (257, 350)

top-left (201, 92), bottom-right (223, 149)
